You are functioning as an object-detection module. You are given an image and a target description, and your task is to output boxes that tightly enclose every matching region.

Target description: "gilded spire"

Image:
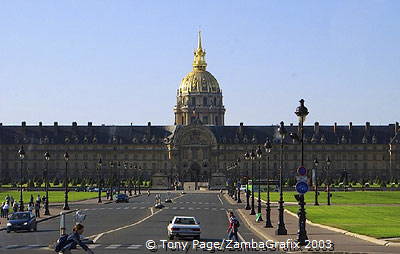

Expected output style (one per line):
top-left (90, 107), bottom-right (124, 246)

top-left (198, 30), bottom-right (202, 50)
top-left (193, 31), bottom-right (207, 71)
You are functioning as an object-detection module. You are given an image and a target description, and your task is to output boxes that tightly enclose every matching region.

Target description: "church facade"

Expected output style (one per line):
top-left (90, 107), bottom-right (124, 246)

top-left (0, 33), bottom-right (399, 188)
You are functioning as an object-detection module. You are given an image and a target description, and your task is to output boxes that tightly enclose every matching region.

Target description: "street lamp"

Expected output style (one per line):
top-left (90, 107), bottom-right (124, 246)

top-left (236, 158), bottom-right (242, 203)
top-left (276, 121), bottom-right (287, 235)
top-left (98, 158), bottom-right (102, 203)
top-left (109, 161), bottom-right (114, 200)
top-left (123, 162), bottom-right (128, 194)
top-left (244, 151), bottom-right (251, 210)
top-left (44, 151), bottom-right (51, 215)
top-left (117, 161), bottom-right (121, 194)
top-left (249, 150), bottom-right (257, 215)
top-left (314, 158), bottom-right (319, 206)
top-left (18, 146), bottom-right (25, 211)
top-left (134, 165), bottom-right (138, 195)
top-left (294, 98), bottom-right (309, 244)
top-left (138, 166), bottom-right (142, 195)
top-left (63, 152), bottom-right (70, 210)
top-left (264, 138), bottom-right (273, 228)
top-left (326, 157), bottom-right (331, 205)
top-left (256, 146), bottom-right (263, 221)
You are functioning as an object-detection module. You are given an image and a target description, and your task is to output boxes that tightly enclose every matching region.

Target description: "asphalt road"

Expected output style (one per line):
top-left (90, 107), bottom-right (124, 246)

top-left (0, 192), bottom-right (261, 254)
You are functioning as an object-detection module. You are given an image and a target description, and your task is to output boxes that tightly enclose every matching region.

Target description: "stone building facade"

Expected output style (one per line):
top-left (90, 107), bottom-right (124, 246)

top-left (0, 34), bottom-right (399, 188)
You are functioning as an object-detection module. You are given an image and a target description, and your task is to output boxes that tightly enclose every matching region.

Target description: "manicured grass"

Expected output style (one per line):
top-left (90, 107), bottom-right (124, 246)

top-left (286, 206), bottom-right (400, 238)
top-left (260, 191), bottom-right (400, 204)
top-left (0, 191), bottom-right (105, 204)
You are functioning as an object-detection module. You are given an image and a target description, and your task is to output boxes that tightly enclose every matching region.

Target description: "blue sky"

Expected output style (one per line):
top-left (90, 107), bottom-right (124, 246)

top-left (0, 0), bottom-right (399, 126)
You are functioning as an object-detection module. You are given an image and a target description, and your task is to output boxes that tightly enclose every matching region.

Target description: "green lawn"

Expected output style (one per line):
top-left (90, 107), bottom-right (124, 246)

top-left (0, 190), bottom-right (106, 204)
top-left (286, 206), bottom-right (400, 238)
top-left (260, 191), bottom-right (400, 204)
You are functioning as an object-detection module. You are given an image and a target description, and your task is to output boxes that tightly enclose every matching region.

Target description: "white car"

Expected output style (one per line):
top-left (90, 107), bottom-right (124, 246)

top-left (167, 216), bottom-right (201, 240)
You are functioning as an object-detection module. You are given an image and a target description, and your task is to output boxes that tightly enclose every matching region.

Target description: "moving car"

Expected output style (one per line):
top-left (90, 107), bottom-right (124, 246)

top-left (167, 216), bottom-right (200, 240)
top-left (6, 212), bottom-right (37, 233)
top-left (115, 193), bottom-right (129, 203)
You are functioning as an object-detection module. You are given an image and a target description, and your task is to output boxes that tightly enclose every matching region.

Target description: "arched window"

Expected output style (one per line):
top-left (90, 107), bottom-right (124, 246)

top-left (203, 97), bottom-right (207, 106)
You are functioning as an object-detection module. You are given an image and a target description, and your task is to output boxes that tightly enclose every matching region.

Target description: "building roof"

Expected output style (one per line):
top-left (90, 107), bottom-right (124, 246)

top-left (0, 122), bottom-right (398, 145)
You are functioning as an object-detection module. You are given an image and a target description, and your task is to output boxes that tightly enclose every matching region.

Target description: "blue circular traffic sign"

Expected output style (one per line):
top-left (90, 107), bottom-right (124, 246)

top-left (296, 181), bottom-right (309, 194)
top-left (297, 166), bottom-right (307, 176)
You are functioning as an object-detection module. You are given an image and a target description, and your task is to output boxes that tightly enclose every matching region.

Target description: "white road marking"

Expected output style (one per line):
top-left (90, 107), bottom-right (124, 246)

top-left (127, 244), bottom-right (141, 249)
top-left (218, 194), bottom-right (224, 205)
top-left (105, 244), bottom-right (122, 249)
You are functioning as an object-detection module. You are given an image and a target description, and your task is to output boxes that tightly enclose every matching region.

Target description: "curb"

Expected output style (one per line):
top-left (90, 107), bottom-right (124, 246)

top-left (236, 208), bottom-right (277, 242)
top-left (284, 209), bottom-right (400, 247)
top-left (0, 209), bottom-right (77, 232)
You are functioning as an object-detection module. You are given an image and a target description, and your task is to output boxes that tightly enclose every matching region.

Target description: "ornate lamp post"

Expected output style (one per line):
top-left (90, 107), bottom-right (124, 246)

top-left (123, 162), bottom-right (128, 194)
top-left (18, 146), bottom-right (25, 211)
top-left (134, 165), bottom-right (138, 195)
top-left (109, 161), bottom-right (114, 200)
top-left (295, 99), bottom-right (309, 244)
top-left (63, 152), bottom-right (70, 210)
top-left (314, 158), bottom-right (319, 206)
top-left (249, 150), bottom-right (257, 215)
top-left (117, 161), bottom-right (121, 194)
top-left (264, 138), bottom-right (273, 228)
top-left (326, 157), bottom-right (331, 205)
top-left (138, 166), bottom-right (142, 195)
top-left (44, 151), bottom-right (51, 215)
top-left (98, 158), bottom-right (102, 203)
top-left (244, 151), bottom-right (251, 210)
top-left (236, 158), bottom-right (242, 203)
top-left (276, 121), bottom-right (287, 235)
top-left (256, 146), bottom-right (263, 221)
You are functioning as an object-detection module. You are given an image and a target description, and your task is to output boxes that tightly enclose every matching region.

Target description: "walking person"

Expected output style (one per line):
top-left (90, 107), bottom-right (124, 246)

top-left (37, 194), bottom-right (42, 206)
top-left (27, 202), bottom-right (33, 213)
top-left (227, 212), bottom-right (240, 242)
top-left (0, 202), bottom-right (4, 218)
top-left (56, 224), bottom-right (94, 254)
top-left (12, 201), bottom-right (18, 213)
top-left (3, 202), bottom-right (9, 218)
top-left (34, 201), bottom-right (40, 218)
top-left (30, 194), bottom-right (34, 205)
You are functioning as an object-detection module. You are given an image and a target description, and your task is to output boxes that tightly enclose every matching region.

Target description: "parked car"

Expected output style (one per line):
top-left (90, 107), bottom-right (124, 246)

top-left (6, 212), bottom-right (37, 233)
top-left (115, 193), bottom-right (129, 203)
top-left (167, 216), bottom-right (200, 240)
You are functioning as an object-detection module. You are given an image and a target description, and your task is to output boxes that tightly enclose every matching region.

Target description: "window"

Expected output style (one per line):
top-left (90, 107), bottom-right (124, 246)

top-left (191, 97), bottom-right (196, 106)
top-left (202, 116), bottom-right (208, 124)
top-left (203, 97), bottom-right (207, 106)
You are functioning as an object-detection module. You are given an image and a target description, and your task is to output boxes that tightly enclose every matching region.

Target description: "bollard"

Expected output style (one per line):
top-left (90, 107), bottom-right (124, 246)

top-left (60, 212), bottom-right (66, 236)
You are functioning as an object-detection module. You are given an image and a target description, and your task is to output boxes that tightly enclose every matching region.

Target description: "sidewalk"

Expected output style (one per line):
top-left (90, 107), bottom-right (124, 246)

top-left (224, 192), bottom-right (400, 253)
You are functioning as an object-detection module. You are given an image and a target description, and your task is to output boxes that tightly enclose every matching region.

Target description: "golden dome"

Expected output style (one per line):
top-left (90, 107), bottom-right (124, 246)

top-left (178, 31), bottom-right (221, 94)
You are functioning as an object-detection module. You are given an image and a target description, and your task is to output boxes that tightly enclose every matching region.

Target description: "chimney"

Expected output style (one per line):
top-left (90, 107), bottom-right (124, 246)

top-left (39, 122), bottom-right (42, 127)
top-left (88, 122), bottom-right (92, 126)
top-left (147, 122), bottom-right (151, 136)
top-left (54, 122), bottom-right (59, 136)
top-left (396, 122), bottom-right (399, 134)
top-left (333, 122), bottom-right (337, 134)
top-left (365, 122), bottom-right (370, 135)
top-left (22, 121), bottom-right (26, 127)
top-left (314, 122), bottom-right (320, 135)
top-left (239, 122), bottom-right (244, 135)
top-left (72, 122), bottom-right (77, 127)
top-left (349, 122), bottom-right (353, 132)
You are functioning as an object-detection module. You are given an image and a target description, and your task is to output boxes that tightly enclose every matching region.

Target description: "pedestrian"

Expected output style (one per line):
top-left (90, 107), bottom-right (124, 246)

top-left (56, 224), bottom-right (94, 254)
top-left (106, 190), bottom-right (110, 200)
top-left (227, 212), bottom-right (240, 242)
top-left (12, 201), bottom-right (18, 213)
top-left (34, 201), bottom-right (40, 218)
top-left (0, 202), bottom-right (4, 218)
top-left (3, 202), bottom-right (9, 218)
top-left (37, 194), bottom-right (42, 205)
top-left (30, 194), bottom-right (34, 205)
top-left (27, 203), bottom-right (33, 213)
top-left (5, 195), bottom-right (10, 205)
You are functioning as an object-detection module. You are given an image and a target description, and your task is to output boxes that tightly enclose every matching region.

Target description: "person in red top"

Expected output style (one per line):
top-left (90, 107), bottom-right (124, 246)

top-left (227, 212), bottom-right (240, 242)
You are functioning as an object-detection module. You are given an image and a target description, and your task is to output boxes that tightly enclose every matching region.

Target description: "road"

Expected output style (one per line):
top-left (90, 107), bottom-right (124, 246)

top-left (0, 192), bottom-right (261, 253)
